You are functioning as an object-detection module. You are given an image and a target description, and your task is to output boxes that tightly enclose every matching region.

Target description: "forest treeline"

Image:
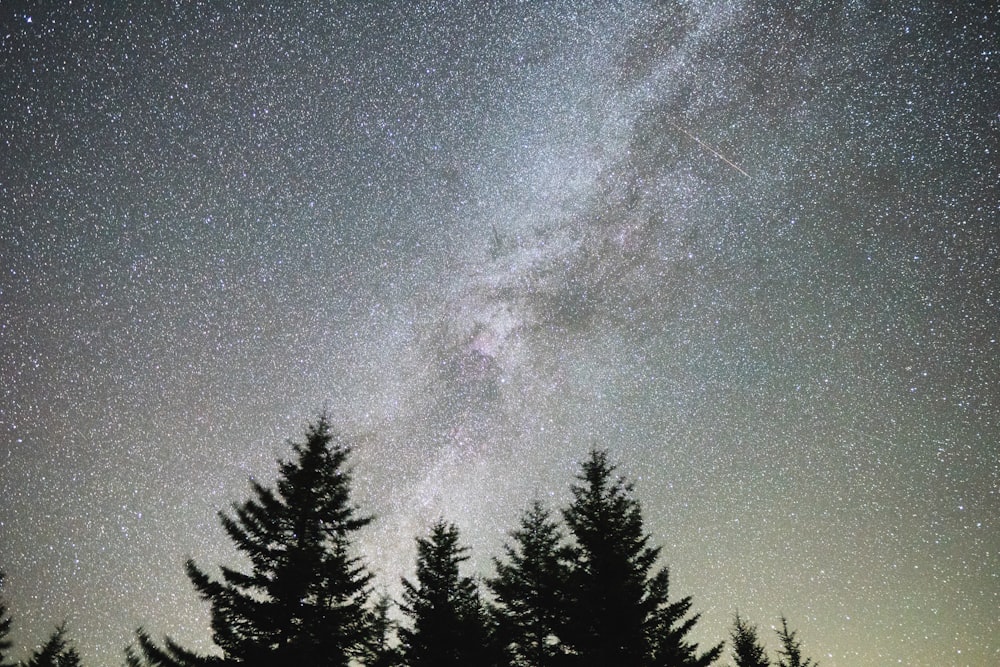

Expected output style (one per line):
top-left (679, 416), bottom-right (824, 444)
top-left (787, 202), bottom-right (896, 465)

top-left (1, 415), bottom-right (819, 667)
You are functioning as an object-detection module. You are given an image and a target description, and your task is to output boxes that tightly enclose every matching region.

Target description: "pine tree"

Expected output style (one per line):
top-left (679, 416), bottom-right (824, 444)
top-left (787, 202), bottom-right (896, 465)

top-left (643, 569), bottom-right (723, 667)
top-left (23, 624), bottom-right (82, 667)
top-left (399, 519), bottom-right (495, 667)
top-left (562, 448), bottom-right (722, 667)
top-left (0, 572), bottom-right (14, 667)
top-left (355, 594), bottom-right (403, 667)
top-left (730, 613), bottom-right (769, 667)
top-left (125, 629), bottom-right (221, 667)
top-left (130, 415), bottom-right (376, 667)
top-left (775, 617), bottom-right (817, 667)
top-left (55, 648), bottom-right (82, 667)
top-left (487, 500), bottom-right (573, 667)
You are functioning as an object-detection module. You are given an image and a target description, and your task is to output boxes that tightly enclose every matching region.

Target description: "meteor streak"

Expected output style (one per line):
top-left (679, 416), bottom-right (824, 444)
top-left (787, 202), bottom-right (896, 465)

top-left (667, 119), bottom-right (751, 178)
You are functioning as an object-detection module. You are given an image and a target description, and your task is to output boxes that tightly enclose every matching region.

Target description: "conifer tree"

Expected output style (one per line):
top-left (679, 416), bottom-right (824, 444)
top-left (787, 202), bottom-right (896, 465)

top-left (562, 448), bottom-right (722, 667)
top-left (130, 415), bottom-right (376, 667)
top-left (125, 629), bottom-right (220, 667)
top-left (23, 624), bottom-right (82, 667)
top-left (399, 519), bottom-right (495, 667)
top-left (0, 572), bottom-right (14, 667)
top-left (775, 617), bottom-right (817, 667)
top-left (730, 613), bottom-right (769, 667)
top-left (487, 500), bottom-right (573, 667)
top-left (355, 594), bottom-right (403, 667)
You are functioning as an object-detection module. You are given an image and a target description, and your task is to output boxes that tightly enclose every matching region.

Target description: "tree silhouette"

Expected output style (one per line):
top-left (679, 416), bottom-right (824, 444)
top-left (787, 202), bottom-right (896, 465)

top-left (125, 629), bottom-right (221, 667)
top-left (129, 415), bottom-right (378, 667)
top-left (562, 448), bottom-right (722, 667)
top-left (0, 572), bottom-right (14, 667)
top-left (399, 519), bottom-right (496, 667)
top-left (730, 613), bottom-right (769, 667)
top-left (487, 500), bottom-right (573, 667)
top-left (354, 594), bottom-right (403, 667)
top-left (775, 617), bottom-right (817, 667)
top-left (23, 624), bottom-right (82, 667)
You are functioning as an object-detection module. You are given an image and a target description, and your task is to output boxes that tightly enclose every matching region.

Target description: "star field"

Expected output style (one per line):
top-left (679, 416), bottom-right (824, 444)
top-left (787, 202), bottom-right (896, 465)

top-left (1, 2), bottom-right (997, 666)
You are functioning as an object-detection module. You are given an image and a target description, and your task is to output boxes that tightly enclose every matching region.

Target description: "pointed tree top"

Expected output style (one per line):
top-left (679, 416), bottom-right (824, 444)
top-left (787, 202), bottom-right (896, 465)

top-left (776, 616), bottom-right (817, 667)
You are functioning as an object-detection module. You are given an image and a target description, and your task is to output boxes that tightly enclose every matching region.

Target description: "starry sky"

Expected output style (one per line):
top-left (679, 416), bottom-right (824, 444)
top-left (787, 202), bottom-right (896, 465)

top-left (1, 1), bottom-right (997, 665)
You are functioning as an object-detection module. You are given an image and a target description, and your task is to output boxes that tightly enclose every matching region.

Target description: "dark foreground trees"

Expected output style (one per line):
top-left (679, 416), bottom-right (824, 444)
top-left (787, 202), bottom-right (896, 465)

top-left (0, 411), bottom-right (833, 667)
top-left (730, 613), bottom-right (770, 667)
top-left (1, 574), bottom-right (83, 667)
top-left (400, 449), bottom-right (721, 667)
top-left (129, 415), bottom-right (382, 667)
top-left (399, 519), bottom-right (497, 667)
top-left (487, 501), bottom-right (572, 667)
top-left (563, 449), bottom-right (723, 667)
top-left (776, 616), bottom-right (818, 667)
top-left (727, 613), bottom-right (819, 667)
top-left (117, 411), bottom-right (822, 667)
top-left (23, 625), bottom-right (82, 667)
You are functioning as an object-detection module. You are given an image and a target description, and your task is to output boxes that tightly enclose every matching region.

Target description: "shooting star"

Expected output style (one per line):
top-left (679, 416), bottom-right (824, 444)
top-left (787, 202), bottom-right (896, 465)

top-left (666, 119), bottom-right (751, 178)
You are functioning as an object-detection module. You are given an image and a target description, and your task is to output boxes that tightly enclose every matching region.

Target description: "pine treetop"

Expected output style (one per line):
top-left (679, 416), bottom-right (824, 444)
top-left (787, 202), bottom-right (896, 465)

top-left (562, 448), bottom-right (722, 667)
top-left (776, 617), bottom-right (818, 667)
top-left (731, 612), bottom-right (770, 667)
top-left (24, 624), bottom-right (82, 667)
top-left (488, 500), bottom-right (573, 667)
top-left (563, 448), bottom-right (660, 580)
top-left (399, 519), bottom-right (495, 667)
top-left (129, 414), bottom-right (378, 667)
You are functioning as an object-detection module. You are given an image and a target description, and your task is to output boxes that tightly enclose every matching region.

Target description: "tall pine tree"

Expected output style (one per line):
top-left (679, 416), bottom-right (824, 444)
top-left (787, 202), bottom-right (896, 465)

top-left (775, 617), bottom-right (817, 667)
top-left (130, 415), bottom-right (377, 667)
top-left (399, 519), bottom-right (496, 667)
top-left (354, 594), bottom-right (403, 667)
top-left (562, 448), bottom-right (722, 667)
top-left (487, 500), bottom-right (572, 667)
top-left (730, 613), bottom-right (769, 667)
top-left (0, 571), bottom-right (14, 667)
top-left (23, 624), bottom-right (82, 667)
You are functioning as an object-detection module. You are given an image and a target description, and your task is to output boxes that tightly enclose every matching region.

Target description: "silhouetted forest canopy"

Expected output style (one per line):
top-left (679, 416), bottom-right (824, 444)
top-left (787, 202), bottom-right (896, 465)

top-left (1, 415), bottom-right (822, 667)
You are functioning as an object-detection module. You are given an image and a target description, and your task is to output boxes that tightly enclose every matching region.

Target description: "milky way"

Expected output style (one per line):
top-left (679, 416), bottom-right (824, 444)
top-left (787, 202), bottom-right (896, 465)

top-left (1, 2), bottom-right (997, 666)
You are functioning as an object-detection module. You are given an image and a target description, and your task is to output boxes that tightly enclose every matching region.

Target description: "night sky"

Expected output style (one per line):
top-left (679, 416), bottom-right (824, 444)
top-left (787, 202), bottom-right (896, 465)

top-left (1, 2), bottom-right (997, 666)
